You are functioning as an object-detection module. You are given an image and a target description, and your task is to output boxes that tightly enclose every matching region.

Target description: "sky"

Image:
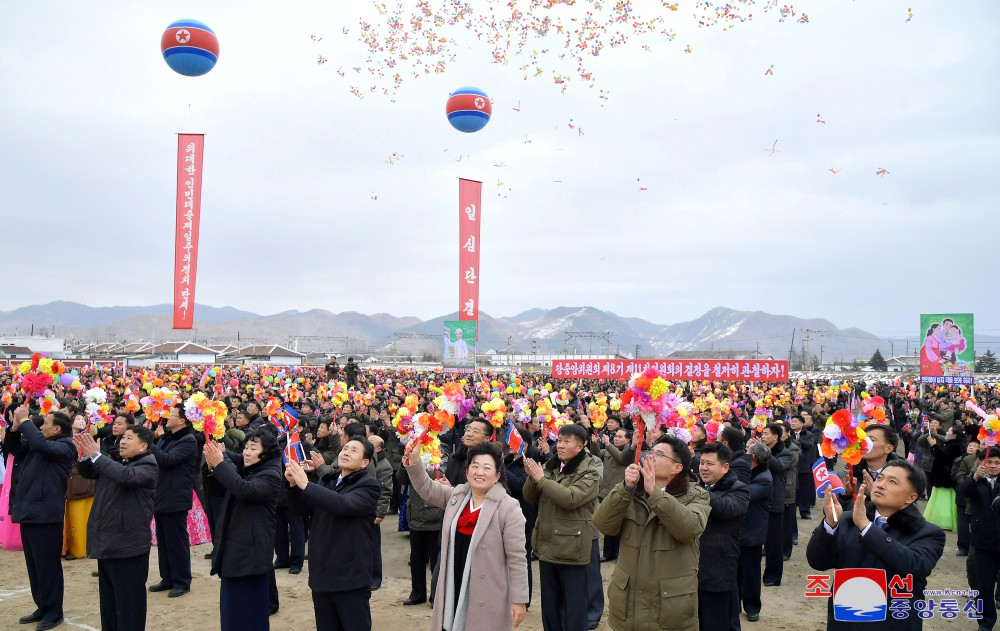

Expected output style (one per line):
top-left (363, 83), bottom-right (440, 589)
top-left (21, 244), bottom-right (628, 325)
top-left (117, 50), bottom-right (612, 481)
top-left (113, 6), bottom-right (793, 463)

top-left (2, 0), bottom-right (998, 337)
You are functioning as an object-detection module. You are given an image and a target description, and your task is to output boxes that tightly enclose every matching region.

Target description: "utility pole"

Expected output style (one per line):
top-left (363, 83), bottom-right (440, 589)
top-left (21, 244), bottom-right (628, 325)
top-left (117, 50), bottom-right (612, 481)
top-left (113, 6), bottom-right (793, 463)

top-left (789, 329), bottom-right (796, 366)
top-left (635, 344), bottom-right (640, 359)
top-left (888, 339), bottom-right (895, 358)
top-left (820, 345), bottom-right (825, 367)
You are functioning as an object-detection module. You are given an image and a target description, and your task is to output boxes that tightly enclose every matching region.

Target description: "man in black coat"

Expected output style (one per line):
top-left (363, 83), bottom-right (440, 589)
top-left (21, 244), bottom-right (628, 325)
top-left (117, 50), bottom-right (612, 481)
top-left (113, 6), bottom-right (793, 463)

top-left (754, 423), bottom-right (792, 586)
top-left (5, 407), bottom-right (76, 631)
top-left (76, 425), bottom-right (158, 631)
top-left (737, 442), bottom-right (773, 624)
top-left (789, 414), bottom-right (817, 519)
top-left (443, 417), bottom-right (492, 486)
top-left (807, 460), bottom-right (945, 631)
top-left (961, 446), bottom-right (1000, 631)
top-left (344, 357), bottom-right (360, 389)
top-left (720, 426), bottom-right (751, 484)
top-left (697, 442), bottom-right (750, 631)
top-left (148, 404), bottom-right (198, 597)
top-left (286, 435), bottom-right (380, 631)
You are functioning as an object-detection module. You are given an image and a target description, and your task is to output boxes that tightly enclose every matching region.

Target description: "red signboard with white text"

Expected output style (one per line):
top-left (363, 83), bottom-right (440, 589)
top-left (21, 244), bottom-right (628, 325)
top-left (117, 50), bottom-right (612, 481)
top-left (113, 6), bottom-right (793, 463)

top-left (458, 178), bottom-right (481, 338)
top-left (551, 359), bottom-right (789, 382)
top-left (173, 134), bottom-right (205, 330)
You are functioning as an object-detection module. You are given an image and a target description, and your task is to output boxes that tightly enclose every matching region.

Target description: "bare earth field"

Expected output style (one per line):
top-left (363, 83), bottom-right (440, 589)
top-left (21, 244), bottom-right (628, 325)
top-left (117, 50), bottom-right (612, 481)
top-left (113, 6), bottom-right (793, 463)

top-left (0, 509), bottom-right (976, 631)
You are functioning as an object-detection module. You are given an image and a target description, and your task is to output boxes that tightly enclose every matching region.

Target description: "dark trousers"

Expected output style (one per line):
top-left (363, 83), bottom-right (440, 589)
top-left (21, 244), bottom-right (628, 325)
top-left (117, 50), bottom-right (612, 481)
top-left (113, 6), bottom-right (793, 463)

top-left (389, 472), bottom-right (401, 512)
top-left (796, 472), bottom-right (815, 516)
top-left (782, 504), bottom-right (797, 557)
top-left (525, 510), bottom-right (536, 609)
top-left (269, 569), bottom-right (279, 613)
top-left (274, 505), bottom-right (305, 569)
top-left (975, 548), bottom-right (1000, 630)
top-left (586, 539), bottom-right (604, 625)
top-left (728, 587), bottom-right (742, 631)
top-left (98, 554), bottom-right (149, 631)
top-left (737, 545), bottom-right (763, 616)
top-left (957, 507), bottom-right (971, 553)
top-left (155, 511), bottom-right (191, 589)
top-left (371, 523), bottom-right (382, 587)
top-left (408, 530), bottom-right (440, 599)
top-left (221, 574), bottom-right (269, 631)
top-left (602, 533), bottom-right (621, 560)
top-left (699, 589), bottom-right (735, 631)
top-left (21, 522), bottom-right (65, 622)
top-left (539, 560), bottom-right (588, 631)
top-left (762, 512), bottom-right (784, 584)
top-left (203, 492), bottom-right (224, 546)
top-left (312, 588), bottom-right (371, 631)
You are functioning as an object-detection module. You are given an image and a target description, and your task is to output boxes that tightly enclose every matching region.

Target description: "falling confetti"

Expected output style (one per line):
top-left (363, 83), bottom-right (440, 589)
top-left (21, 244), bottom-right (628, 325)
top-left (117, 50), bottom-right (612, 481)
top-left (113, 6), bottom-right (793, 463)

top-left (370, 192), bottom-right (378, 200)
top-left (764, 64), bottom-right (774, 76)
top-left (906, 7), bottom-right (913, 22)
top-left (512, 100), bottom-right (521, 112)
top-left (310, 35), bottom-right (323, 42)
top-left (684, 44), bottom-right (693, 54)
top-left (492, 161), bottom-right (506, 167)
top-left (816, 114), bottom-right (826, 124)
top-left (876, 167), bottom-right (890, 178)
top-left (384, 152), bottom-right (404, 165)
top-left (317, 56), bottom-right (328, 65)
top-left (828, 167), bottom-right (840, 174)
top-left (762, 140), bottom-right (780, 157)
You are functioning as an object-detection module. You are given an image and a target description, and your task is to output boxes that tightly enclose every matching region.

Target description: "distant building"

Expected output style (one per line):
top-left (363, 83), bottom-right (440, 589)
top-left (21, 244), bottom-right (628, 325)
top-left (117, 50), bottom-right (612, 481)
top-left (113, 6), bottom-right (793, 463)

top-left (482, 351), bottom-right (621, 367)
top-left (221, 344), bottom-right (305, 366)
top-left (0, 336), bottom-right (66, 357)
top-left (127, 342), bottom-right (218, 367)
top-left (886, 355), bottom-right (919, 372)
top-left (0, 345), bottom-right (35, 359)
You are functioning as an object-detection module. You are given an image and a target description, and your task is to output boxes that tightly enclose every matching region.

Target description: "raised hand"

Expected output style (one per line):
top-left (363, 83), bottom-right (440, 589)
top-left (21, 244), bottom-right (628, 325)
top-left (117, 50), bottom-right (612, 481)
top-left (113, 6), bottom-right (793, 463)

top-left (285, 459), bottom-right (309, 489)
top-left (641, 454), bottom-right (657, 496)
top-left (624, 463), bottom-right (641, 490)
top-left (852, 483), bottom-right (871, 531)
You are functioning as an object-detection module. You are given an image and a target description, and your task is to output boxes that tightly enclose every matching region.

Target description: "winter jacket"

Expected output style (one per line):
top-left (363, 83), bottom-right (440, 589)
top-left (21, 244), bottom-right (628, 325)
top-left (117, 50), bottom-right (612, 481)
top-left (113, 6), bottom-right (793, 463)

top-left (78, 451), bottom-right (158, 559)
top-left (928, 439), bottom-right (963, 489)
top-left (523, 449), bottom-right (600, 566)
top-left (783, 439), bottom-right (801, 506)
top-left (697, 471), bottom-right (749, 592)
top-left (149, 426), bottom-right (198, 514)
top-left (208, 454), bottom-right (283, 578)
top-left (960, 474), bottom-right (1000, 553)
top-left (806, 501), bottom-right (945, 631)
top-left (767, 440), bottom-right (792, 514)
top-left (600, 443), bottom-right (628, 498)
top-left (6, 420), bottom-right (76, 524)
top-left (374, 456), bottom-right (393, 519)
top-left (740, 464), bottom-right (773, 547)
top-left (396, 464), bottom-right (445, 532)
top-left (594, 480), bottom-right (711, 631)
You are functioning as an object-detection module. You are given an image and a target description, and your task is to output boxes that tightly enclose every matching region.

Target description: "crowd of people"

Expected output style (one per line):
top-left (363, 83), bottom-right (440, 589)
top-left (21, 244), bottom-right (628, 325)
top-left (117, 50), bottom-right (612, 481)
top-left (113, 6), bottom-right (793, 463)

top-left (2, 360), bottom-right (1000, 631)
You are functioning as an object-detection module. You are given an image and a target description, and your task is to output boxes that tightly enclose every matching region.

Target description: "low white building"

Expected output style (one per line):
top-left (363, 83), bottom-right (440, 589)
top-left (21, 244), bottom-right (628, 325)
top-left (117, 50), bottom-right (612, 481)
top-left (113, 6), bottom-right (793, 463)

top-left (222, 345), bottom-right (305, 366)
top-left (126, 342), bottom-right (218, 367)
top-left (0, 336), bottom-right (66, 357)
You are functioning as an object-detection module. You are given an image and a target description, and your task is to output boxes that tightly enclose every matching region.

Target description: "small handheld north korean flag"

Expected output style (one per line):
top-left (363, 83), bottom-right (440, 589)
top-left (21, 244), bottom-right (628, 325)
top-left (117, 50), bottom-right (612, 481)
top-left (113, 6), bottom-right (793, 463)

top-left (812, 458), bottom-right (845, 498)
top-left (284, 431), bottom-right (305, 465)
top-left (505, 419), bottom-right (525, 456)
top-left (282, 405), bottom-right (300, 430)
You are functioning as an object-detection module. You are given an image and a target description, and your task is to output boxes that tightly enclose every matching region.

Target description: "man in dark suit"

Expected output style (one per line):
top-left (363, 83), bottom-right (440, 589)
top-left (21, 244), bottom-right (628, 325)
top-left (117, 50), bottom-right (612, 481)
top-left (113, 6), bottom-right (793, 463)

top-left (5, 406), bottom-right (76, 631)
top-left (753, 423), bottom-right (791, 586)
top-left (76, 425), bottom-right (158, 631)
top-left (807, 460), bottom-right (945, 631)
top-left (147, 404), bottom-right (198, 598)
top-left (286, 435), bottom-right (380, 631)
top-left (961, 446), bottom-right (1000, 631)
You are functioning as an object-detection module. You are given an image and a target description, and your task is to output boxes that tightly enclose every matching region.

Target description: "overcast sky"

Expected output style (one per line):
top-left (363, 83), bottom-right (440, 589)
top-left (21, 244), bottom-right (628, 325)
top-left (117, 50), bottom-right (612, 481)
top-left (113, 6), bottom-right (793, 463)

top-left (2, 1), bottom-right (997, 336)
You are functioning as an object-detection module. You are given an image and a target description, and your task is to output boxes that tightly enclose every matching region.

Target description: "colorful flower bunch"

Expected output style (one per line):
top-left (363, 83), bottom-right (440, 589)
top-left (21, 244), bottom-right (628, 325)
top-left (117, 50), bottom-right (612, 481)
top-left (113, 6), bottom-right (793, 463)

top-left (820, 409), bottom-right (872, 465)
top-left (511, 398), bottom-right (532, 425)
top-left (408, 410), bottom-right (455, 470)
top-left (39, 390), bottom-right (59, 416)
top-left (621, 368), bottom-right (680, 429)
top-left (124, 388), bottom-right (140, 414)
top-left (588, 394), bottom-right (609, 429)
top-left (85, 387), bottom-right (112, 428)
top-left (185, 392), bottom-right (228, 440)
top-left (750, 404), bottom-right (771, 434)
top-left (552, 389), bottom-right (570, 407)
top-left (140, 387), bottom-right (177, 423)
top-left (265, 397), bottom-right (283, 422)
top-left (481, 397), bottom-right (507, 429)
top-left (858, 394), bottom-right (887, 424)
top-left (431, 381), bottom-right (465, 416)
top-left (392, 394), bottom-right (420, 438)
top-left (18, 353), bottom-right (65, 397)
top-left (967, 400), bottom-right (1000, 446)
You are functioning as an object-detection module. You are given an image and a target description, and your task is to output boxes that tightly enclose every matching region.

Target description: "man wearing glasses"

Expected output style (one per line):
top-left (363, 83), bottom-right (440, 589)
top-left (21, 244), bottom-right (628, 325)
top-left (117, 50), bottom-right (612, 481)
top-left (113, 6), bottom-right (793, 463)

top-left (594, 434), bottom-right (712, 631)
top-left (444, 418), bottom-right (493, 486)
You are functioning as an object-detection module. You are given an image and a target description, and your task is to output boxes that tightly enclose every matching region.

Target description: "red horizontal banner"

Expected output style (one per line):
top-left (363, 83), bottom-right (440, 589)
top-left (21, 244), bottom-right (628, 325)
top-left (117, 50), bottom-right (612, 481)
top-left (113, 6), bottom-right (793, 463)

top-left (551, 359), bottom-right (789, 382)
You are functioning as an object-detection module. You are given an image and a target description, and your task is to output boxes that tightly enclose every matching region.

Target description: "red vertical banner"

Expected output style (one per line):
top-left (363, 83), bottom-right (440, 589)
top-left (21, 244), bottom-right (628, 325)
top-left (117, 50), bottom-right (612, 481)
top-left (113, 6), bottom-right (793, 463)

top-left (458, 178), bottom-right (482, 338)
top-left (173, 134), bottom-right (205, 330)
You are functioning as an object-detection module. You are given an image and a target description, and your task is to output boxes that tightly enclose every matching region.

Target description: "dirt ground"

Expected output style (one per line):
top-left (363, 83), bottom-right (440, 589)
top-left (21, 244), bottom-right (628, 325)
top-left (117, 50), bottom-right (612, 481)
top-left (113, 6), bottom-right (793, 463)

top-left (0, 508), bottom-right (977, 631)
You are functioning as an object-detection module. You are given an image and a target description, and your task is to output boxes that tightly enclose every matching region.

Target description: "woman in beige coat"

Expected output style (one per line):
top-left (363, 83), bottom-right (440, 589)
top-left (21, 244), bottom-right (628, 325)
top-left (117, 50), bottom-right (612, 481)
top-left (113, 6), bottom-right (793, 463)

top-left (404, 439), bottom-right (529, 631)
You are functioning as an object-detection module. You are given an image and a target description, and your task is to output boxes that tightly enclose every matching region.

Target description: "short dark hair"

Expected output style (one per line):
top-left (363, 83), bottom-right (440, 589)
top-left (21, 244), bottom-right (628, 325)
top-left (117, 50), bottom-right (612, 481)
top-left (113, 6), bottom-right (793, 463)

top-left (701, 441), bottom-right (731, 465)
top-left (654, 434), bottom-right (692, 472)
top-left (116, 412), bottom-right (135, 424)
top-left (558, 423), bottom-right (589, 445)
top-left (882, 460), bottom-right (927, 498)
top-left (126, 425), bottom-right (155, 447)
top-left (719, 426), bottom-right (745, 452)
top-left (466, 442), bottom-right (503, 474)
top-left (986, 446), bottom-right (1000, 461)
top-left (50, 411), bottom-right (72, 436)
top-left (864, 423), bottom-right (898, 449)
top-left (764, 422), bottom-right (784, 438)
top-left (343, 421), bottom-right (367, 439)
top-left (468, 417), bottom-right (495, 438)
top-left (244, 427), bottom-right (282, 461)
top-left (345, 435), bottom-right (374, 461)
top-left (791, 414), bottom-right (804, 424)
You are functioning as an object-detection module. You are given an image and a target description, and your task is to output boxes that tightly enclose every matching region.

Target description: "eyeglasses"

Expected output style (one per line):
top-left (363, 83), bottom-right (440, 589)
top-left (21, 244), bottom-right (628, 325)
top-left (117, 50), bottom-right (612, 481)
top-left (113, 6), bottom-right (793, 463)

top-left (464, 428), bottom-right (484, 436)
top-left (649, 450), bottom-right (681, 465)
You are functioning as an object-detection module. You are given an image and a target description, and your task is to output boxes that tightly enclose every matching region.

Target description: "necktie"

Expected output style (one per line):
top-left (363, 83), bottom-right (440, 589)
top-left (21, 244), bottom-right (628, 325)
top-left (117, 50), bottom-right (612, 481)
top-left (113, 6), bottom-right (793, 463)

top-left (875, 516), bottom-right (888, 530)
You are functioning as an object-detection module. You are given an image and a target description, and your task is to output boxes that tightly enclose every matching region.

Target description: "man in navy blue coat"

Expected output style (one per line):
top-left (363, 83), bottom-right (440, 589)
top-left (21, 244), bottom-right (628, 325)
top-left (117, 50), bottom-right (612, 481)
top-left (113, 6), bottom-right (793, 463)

top-left (807, 460), bottom-right (945, 630)
top-left (4, 406), bottom-right (76, 631)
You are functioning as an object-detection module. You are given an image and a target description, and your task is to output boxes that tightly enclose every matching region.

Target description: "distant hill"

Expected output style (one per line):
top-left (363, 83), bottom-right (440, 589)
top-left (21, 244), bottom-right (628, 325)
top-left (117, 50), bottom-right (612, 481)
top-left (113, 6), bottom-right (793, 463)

top-left (1, 301), bottom-right (981, 361)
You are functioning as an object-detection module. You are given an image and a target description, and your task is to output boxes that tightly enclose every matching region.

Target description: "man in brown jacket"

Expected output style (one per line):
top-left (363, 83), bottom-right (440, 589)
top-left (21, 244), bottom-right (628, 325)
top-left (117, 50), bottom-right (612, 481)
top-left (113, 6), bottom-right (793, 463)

top-left (524, 423), bottom-right (601, 631)
top-left (593, 434), bottom-right (711, 631)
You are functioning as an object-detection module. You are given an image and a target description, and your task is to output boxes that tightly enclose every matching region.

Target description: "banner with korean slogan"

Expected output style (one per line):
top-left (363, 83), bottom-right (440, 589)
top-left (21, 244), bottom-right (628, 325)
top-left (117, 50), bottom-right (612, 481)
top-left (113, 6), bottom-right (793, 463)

top-left (919, 313), bottom-right (974, 385)
top-left (458, 178), bottom-right (482, 339)
top-left (443, 320), bottom-right (477, 372)
top-left (173, 134), bottom-right (205, 329)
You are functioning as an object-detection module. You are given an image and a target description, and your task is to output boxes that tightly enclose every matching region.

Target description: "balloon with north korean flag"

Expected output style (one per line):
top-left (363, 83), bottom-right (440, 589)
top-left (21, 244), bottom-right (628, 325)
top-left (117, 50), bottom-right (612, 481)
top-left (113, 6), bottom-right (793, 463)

top-left (161, 19), bottom-right (219, 77)
top-left (446, 87), bottom-right (492, 133)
